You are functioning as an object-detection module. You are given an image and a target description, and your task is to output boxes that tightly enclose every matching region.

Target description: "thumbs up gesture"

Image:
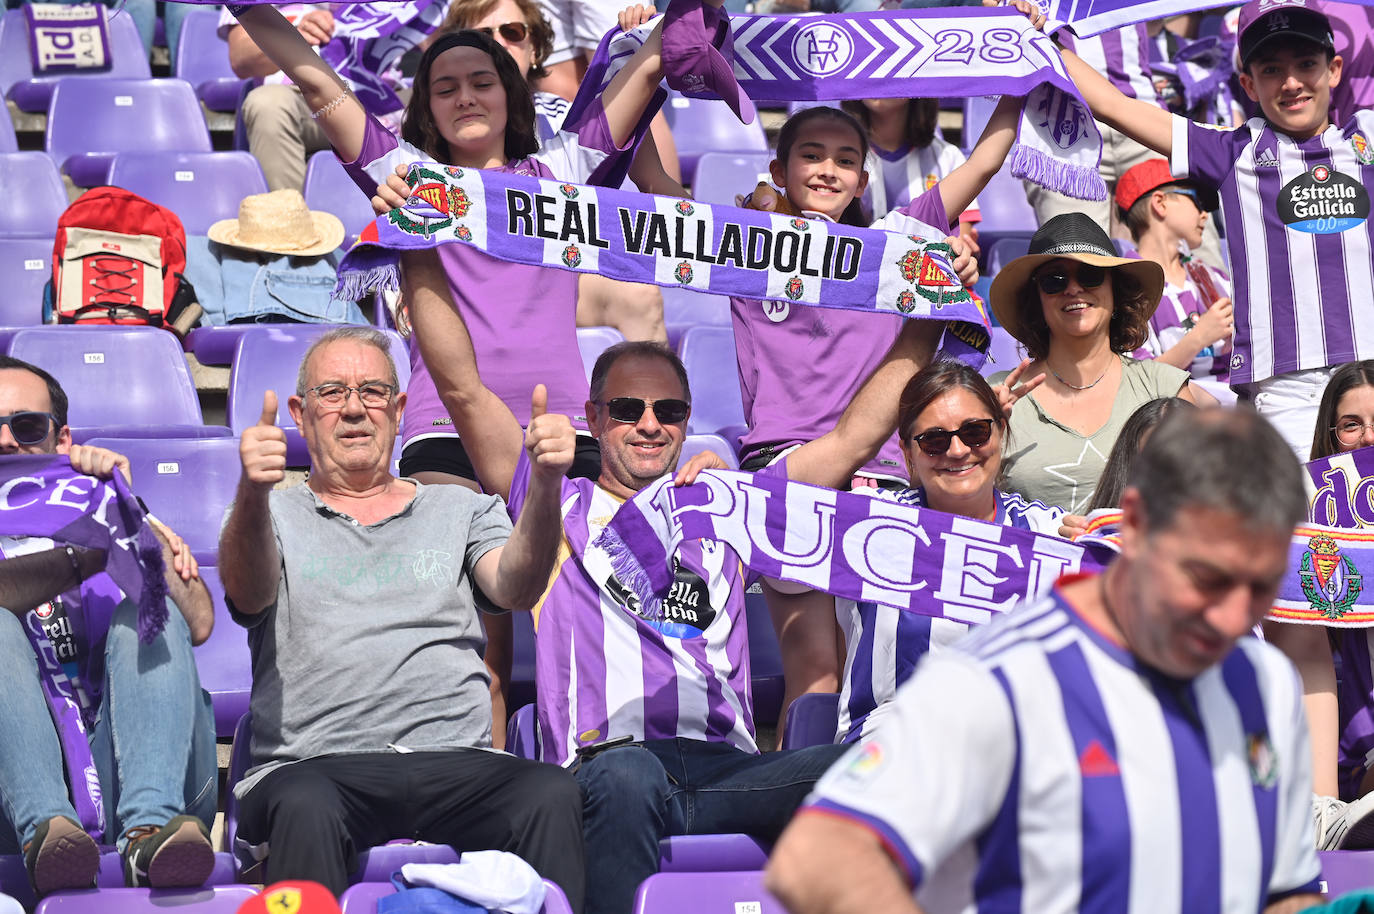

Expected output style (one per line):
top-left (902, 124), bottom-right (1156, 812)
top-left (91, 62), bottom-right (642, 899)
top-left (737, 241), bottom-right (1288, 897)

top-left (524, 384), bottom-right (576, 483)
top-left (239, 390), bottom-right (288, 489)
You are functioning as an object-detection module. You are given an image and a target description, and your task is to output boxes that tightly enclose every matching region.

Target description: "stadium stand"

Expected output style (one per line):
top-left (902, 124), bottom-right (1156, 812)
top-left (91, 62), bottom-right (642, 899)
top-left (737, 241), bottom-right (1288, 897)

top-left (174, 7), bottom-right (252, 113)
top-left (0, 9), bottom-right (151, 114)
top-left (0, 153), bottom-right (67, 238)
top-left (338, 878), bottom-right (577, 914)
top-left (46, 78), bottom-right (212, 188)
top-left (303, 151), bottom-right (380, 248)
top-left (107, 152), bottom-right (269, 236)
top-left (688, 151), bottom-right (772, 207)
top-left (631, 871), bottom-right (786, 914)
top-left (662, 93), bottom-right (768, 187)
top-left (676, 325), bottom-right (746, 441)
top-left (0, 236), bottom-right (52, 325)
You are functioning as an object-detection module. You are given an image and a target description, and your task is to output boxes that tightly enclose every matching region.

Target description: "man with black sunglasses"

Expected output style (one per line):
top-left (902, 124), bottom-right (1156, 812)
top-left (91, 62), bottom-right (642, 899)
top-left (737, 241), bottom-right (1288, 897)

top-left (400, 251), bottom-right (947, 914)
top-left (0, 355), bottom-right (220, 897)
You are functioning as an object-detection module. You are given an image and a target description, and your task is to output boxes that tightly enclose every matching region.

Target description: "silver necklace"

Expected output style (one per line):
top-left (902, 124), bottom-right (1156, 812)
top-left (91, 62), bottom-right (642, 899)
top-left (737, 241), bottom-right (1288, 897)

top-left (1048, 358), bottom-right (1112, 391)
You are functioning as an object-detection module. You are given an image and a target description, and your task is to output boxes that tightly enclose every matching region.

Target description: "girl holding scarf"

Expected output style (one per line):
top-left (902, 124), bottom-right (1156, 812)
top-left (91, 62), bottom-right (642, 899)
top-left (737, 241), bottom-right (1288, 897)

top-left (724, 100), bottom-right (1018, 736)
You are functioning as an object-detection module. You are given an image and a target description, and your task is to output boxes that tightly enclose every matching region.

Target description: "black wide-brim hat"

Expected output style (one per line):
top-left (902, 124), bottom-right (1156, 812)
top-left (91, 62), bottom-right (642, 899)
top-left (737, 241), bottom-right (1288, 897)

top-left (989, 213), bottom-right (1165, 346)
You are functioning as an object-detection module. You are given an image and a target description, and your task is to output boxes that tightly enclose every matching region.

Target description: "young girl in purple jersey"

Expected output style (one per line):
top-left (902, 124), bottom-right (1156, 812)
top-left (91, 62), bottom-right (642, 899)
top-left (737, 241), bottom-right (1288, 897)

top-left (841, 97), bottom-right (981, 254)
top-left (726, 99), bottom-right (1019, 736)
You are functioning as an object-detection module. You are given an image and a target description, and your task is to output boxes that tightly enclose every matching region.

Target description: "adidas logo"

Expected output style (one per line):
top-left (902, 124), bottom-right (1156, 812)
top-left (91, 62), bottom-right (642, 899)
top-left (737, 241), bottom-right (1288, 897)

top-left (1256, 148), bottom-right (1281, 168)
top-left (1079, 739), bottom-right (1120, 777)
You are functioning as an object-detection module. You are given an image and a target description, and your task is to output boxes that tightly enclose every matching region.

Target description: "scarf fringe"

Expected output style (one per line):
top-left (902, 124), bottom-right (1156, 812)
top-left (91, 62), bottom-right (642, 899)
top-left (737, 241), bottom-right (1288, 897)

top-left (334, 259), bottom-right (401, 302)
top-left (1009, 144), bottom-right (1108, 202)
top-left (597, 524), bottom-right (667, 622)
top-left (136, 524), bottom-right (169, 644)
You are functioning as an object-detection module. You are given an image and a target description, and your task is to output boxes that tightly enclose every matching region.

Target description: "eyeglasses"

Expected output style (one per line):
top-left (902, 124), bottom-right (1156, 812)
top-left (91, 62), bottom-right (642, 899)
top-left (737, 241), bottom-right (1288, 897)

top-left (1033, 263), bottom-right (1107, 296)
top-left (1334, 419), bottom-right (1374, 446)
top-left (0, 410), bottom-right (55, 444)
top-left (600, 397), bottom-right (691, 425)
top-left (307, 383), bottom-right (398, 410)
top-left (911, 418), bottom-right (996, 456)
top-left (476, 21), bottom-right (529, 43)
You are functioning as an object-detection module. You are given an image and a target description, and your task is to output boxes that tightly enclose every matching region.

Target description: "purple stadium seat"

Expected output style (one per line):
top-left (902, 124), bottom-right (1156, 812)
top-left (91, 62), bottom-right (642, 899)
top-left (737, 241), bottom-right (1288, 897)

top-left (0, 236), bottom-right (53, 325)
top-left (82, 437), bottom-right (241, 563)
top-left (188, 566), bottom-right (253, 738)
top-left (1319, 850), bottom-right (1374, 896)
top-left (0, 9), bottom-right (151, 114)
top-left (225, 325), bottom-right (411, 467)
top-left (506, 703), bottom-right (539, 760)
top-left (981, 326), bottom-right (1025, 378)
top-left (662, 92), bottom-right (768, 187)
top-left (46, 78), bottom-right (211, 188)
top-left (679, 433), bottom-right (740, 470)
top-left (976, 168), bottom-right (1038, 239)
top-left (577, 326), bottom-right (626, 382)
top-left (36, 886), bottom-right (255, 913)
top-left (107, 152), bottom-right (268, 236)
top-left (780, 692), bottom-right (839, 750)
top-left (0, 109), bottom-right (15, 154)
top-left (690, 151), bottom-right (773, 207)
top-left (0, 848), bottom-right (237, 910)
top-left (175, 8), bottom-right (250, 113)
top-left (632, 870), bottom-right (784, 913)
top-left (304, 151), bottom-right (378, 247)
top-left (6, 326), bottom-right (226, 441)
top-left (744, 586), bottom-right (784, 728)
top-left (677, 326), bottom-right (745, 439)
top-left (661, 286), bottom-right (731, 349)
top-left (986, 233), bottom-right (1034, 277)
top-left (339, 878), bottom-right (576, 914)
top-left (511, 608), bottom-right (536, 711)
top-left (0, 152), bottom-right (67, 238)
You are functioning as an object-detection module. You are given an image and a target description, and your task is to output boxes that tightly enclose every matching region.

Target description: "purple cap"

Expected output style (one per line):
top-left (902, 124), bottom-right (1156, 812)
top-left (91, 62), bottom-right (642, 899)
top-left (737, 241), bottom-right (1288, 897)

top-left (1236, 0), bottom-right (1334, 66)
top-left (660, 0), bottom-right (756, 125)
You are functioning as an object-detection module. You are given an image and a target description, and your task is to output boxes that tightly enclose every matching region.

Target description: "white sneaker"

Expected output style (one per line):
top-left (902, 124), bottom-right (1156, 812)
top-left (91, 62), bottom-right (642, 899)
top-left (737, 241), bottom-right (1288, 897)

top-left (1313, 793), bottom-right (1374, 850)
top-left (1314, 794), bottom-right (1352, 850)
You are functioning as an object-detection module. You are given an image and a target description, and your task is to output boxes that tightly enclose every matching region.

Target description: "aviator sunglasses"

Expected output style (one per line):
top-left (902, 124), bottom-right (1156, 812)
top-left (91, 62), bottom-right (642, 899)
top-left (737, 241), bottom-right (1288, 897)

top-left (600, 397), bottom-right (690, 425)
top-left (0, 411), bottom-right (56, 445)
top-left (1033, 263), bottom-right (1107, 296)
top-left (476, 21), bottom-right (530, 42)
top-left (911, 418), bottom-right (995, 456)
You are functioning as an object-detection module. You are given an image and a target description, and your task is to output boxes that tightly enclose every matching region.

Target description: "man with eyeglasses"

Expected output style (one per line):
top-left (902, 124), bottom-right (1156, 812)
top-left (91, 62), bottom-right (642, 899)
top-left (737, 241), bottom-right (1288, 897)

top-left (766, 407), bottom-right (1324, 914)
top-left (0, 355), bottom-right (219, 897)
top-left (217, 327), bottom-right (586, 905)
top-left (399, 251), bottom-right (950, 914)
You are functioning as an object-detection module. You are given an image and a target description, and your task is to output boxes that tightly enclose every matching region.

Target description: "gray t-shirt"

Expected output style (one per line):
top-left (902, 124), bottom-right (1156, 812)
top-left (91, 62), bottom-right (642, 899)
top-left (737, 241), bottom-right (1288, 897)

top-left (228, 480), bottom-right (513, 798)
top-left (990, 356), bottom-right (1187, 514)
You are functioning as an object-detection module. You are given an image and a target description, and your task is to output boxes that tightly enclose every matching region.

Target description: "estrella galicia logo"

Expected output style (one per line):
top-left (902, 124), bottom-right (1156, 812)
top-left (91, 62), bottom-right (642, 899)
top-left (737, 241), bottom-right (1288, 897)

top-left (1278, 165), bottom-right (1369, 234)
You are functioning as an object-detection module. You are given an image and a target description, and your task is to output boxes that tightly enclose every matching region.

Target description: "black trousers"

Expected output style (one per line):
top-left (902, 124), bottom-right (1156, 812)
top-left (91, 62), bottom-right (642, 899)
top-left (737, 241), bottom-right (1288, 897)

top-left (237, 749), bottom-right (585, 910)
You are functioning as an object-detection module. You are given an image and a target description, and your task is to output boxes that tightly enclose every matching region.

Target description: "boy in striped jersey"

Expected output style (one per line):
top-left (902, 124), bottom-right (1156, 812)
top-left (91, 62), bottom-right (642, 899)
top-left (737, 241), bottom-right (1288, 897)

top-left (766, 408), bottom-right (1322, 914)
top-left (1016, 0), bottom-right (1369, 457)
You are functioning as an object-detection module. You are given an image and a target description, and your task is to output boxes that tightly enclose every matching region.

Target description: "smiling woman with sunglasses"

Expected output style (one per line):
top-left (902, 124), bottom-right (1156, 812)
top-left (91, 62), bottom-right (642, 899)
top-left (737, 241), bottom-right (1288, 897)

top-left (986, 212), bottom-right (1211, 514)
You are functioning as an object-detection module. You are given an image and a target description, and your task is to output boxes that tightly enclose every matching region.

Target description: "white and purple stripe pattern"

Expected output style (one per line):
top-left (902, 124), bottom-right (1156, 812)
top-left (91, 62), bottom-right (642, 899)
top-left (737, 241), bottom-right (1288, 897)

top-left (835, 487), bottom-right (1064, 744)
top-left (508, 451), bottom-right (757, 767)
top-left (1058, 24), bottom-right (1162, 107)
top-left (806, 590), bottom-right (1322, 912)
top-left (1174, 111), bottom-right (1374, 386)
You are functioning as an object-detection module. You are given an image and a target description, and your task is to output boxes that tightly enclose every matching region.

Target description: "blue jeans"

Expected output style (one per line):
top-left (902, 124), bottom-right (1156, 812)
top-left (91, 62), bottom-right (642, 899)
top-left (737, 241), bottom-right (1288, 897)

top-left (160, 1), bottom-right (191, 66)
top-left (575, 738), bottom-right (845, 914)
top-left (0, 599), bottom-right (216, 853)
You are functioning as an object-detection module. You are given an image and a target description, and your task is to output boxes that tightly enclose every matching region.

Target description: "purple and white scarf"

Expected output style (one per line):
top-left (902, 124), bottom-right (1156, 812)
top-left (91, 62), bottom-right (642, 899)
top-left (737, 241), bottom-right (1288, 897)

top-left (1307, 444), bottom-right (1374, 530)
top-left (0, 456), bottom-right (168, 644)
top-left (320, 0), bottom-right (447, 117)
top-left (24, 3), bottom-right (111, 74)
top-left (596, 470), bottom-right (1118, 624)
top-left (338, 164), bottom-right (993, 363)
top-left (572, 6), bottom-right (1108, 201)
top-left (1036, 0), bottom-right (1373, 39)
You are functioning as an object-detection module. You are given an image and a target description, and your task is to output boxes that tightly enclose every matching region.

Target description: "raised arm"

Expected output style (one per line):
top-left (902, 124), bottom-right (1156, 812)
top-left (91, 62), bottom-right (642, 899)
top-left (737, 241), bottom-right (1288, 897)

top-left (401, 250), bottom-right (527, 500)
top-left (938, 95), bottom-right (1020, 224)
top-left (471, 386), bottom-right (575, 610)
top-left (225, 5), bottom-right (368, 161)
top-left (783, 319), bottom-right (943, 490)
top-left (219, 392), bottom-right (286, 616)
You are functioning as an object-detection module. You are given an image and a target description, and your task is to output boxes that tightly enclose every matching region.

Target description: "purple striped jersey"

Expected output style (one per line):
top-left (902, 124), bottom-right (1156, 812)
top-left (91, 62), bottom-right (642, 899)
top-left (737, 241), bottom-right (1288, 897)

top-left (1172, 111), bottom-right (1374, 386)
top-left (1332, 628), bottom-right (1374, 800)
top-left (507, 449), bottom-right (757, 766)
top-left (835, 486), bottom-right (1065, 744)
top-left (1060, 25), bottom-right (1163, 106)
top-left (1125, 244), bottom-right (1234, 381)
top-left (806, 586), bottom-right (1321, 912)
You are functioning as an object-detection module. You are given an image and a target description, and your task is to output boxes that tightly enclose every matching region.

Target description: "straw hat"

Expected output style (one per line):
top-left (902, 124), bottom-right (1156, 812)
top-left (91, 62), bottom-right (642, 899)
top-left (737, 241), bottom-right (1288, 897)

top-left (988, 213), bottom-right (1165, 347)
top-left (208, 189), bottom-right (344, 258)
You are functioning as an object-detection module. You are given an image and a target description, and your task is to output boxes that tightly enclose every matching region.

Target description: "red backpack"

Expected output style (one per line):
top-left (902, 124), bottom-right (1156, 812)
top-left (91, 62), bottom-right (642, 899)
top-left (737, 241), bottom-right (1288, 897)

top-left (51, 187), bottom-right (195, 327)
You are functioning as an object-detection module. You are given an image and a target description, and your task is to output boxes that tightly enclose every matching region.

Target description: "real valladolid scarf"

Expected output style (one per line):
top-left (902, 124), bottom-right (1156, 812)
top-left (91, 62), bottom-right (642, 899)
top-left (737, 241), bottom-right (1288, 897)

top-left (337, 164), bottom-right (995, 363)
